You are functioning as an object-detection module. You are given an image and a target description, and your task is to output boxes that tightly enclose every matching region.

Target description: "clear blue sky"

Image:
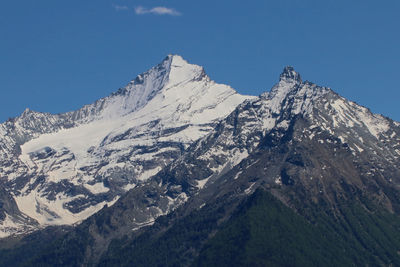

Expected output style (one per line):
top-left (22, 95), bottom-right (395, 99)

top-left (1, 0), bottom-right (399, 122)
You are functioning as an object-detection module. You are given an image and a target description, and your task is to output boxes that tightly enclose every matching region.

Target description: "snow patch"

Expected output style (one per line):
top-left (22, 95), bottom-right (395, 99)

top-left (274, 176), bottom-right (282, 185)
top-left (353, 144), bottom-right (364, 153)
top-left (0, 213), bottom-right (33, 238)
top-left (356, 110), bottom-right (389, 139)
top-left (84, 182), bottom-right (110, 194)
top-left (132, 219), bottom-right (155, 232)
top-left (196, 177), bottom-right (210, 189)
top-left (244, 182), bottom-right (256, 194)
top-left (233, 171), bottom-right (243, 180)
top-left (15, 190), bottom-right (119, 226)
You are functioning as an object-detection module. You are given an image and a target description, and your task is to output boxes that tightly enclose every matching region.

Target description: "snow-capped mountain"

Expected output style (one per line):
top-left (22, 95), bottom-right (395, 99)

top-left (12, 65), bottom-right (400, 266)
top-left (1, 62), bottom-right (400, 266)
top-left (99, 65), bottom-right (399, 234)
top-left (156, 65), bottom-right (400, 192)
top-left (0, 55), bottom-right (253, 236)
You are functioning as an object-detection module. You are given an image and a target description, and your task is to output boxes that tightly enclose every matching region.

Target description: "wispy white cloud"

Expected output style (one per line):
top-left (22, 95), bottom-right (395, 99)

top-left (134, 6), bottom-right (181, 16)
top-left (113, 4), bottom-right (129, 11)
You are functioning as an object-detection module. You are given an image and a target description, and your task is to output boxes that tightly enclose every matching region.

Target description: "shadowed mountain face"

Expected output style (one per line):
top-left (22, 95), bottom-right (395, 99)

top-left (0, 60), bottom-right (400, 266)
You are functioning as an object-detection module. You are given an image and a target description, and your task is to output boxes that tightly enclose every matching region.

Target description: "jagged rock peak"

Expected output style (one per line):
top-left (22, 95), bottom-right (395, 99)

top-left (280, 66), bottom-right (302, 83)
top-left (20, 107), bottom-right (39, 118)
top-left (21, 108), bottom-right (32, 115)
top-left (261, 65), bottom-right (330, 116)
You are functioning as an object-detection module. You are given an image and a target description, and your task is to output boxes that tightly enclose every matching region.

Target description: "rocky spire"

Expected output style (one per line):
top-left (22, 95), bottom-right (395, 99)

top-left (280, 66), bottom-right (302, 83)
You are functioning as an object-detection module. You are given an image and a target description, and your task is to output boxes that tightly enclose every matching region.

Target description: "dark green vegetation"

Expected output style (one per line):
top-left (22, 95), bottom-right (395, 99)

top-left (0, 226), bottom-right (70, 266)
top-left (1, 189), bottom-right (400, 266)
top-left (99, 195), bottom-right (239, 267)
top-left (97, 189), bottom-right (400, 267)
top-left (195, 189), bottom-right (400, 266)
top-left (23, 225), bottom-right (94, 266)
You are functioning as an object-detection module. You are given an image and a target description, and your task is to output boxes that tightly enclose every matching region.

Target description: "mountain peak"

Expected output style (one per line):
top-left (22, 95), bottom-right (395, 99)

top-left (20, 107), bottom-right (37, 118)
top-left (22, 107), bottom-right (32, 114)
top-left (75, 55), bottom-right (239, 121)
top-left (164, 54), bottom-right (206, 85)
top-left (166, 54), bottom-right (188, 67)
top-left (130, 55), bottom-right (206, 88)
top-left (280, 66), bottom-right (302, 83)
